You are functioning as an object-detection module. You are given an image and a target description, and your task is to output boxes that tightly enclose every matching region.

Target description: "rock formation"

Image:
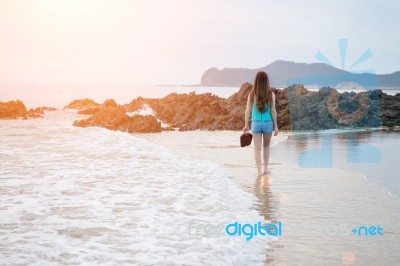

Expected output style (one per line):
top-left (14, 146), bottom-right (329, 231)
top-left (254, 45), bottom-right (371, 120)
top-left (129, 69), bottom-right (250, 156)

top-left (284, 86), bottom-right (383, 130)
top-left (125, 83), bottom-right (400, 131)
top-left (72, 99), bottom-right (161, 133)
top-left (0, 100), bottom-right (27, 118)
top-left (125, 83), bottom-right (291, 131)
top-left (0, 100), bottom-right (56, 119)
top-left (64, 98), bottom-right (100, 111)
top-left (69, 84), bottom-right (400, 133)
top-left (127, 91), bottom-right (230, 131)
top-left (379, 90), bottom-right (400, 127)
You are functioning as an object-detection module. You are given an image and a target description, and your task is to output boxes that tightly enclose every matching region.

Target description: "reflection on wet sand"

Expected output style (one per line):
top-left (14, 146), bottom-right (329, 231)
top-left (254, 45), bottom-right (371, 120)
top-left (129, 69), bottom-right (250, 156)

top-left (252, 173), bottom-right (280, 265)
top-left (253, 175), bottom-right (277, 223)
top-left (138, 129), bottom-right (400, 265)
top-left (250, 148), bottom-right (400, 265)
top-left (289, 130), bottom-right (377, 155)
top-left (272, 129), bottom-right (400, 196)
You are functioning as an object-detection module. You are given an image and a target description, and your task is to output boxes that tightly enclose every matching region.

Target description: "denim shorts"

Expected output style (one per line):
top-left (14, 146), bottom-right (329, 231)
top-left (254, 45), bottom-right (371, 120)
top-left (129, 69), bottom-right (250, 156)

top-left (251, 120), bottom-right (273, 134)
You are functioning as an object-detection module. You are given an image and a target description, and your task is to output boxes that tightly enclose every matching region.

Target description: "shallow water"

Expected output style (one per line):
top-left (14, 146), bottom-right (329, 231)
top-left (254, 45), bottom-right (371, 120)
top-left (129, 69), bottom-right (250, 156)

top-left (0, 111), bottom-right (270, 265)
top-left (139, 130), bottom-right (400, 265)
top-left (2, 111), bottom-right (399, 265)
top-left (271, 129), bottom-right (400, 196)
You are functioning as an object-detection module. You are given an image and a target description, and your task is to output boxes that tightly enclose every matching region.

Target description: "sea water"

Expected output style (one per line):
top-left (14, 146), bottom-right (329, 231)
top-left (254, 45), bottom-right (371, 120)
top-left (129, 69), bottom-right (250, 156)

top-left (138, 129), bottom-right (400, 265)
top-left (270, 128), bottom-right (400, 197)
top-left (0, 111), bottom-right (272, 265)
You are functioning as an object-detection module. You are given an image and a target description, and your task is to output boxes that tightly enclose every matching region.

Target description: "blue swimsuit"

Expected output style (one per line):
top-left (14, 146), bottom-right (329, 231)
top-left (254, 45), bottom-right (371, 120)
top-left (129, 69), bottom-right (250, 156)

top-left (251, 102), bottom-right (273, 134)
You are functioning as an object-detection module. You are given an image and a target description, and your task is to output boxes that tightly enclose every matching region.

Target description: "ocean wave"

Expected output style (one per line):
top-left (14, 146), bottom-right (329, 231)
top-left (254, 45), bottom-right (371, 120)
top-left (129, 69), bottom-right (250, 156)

top-left (0, 112), bottom-right (270, 265)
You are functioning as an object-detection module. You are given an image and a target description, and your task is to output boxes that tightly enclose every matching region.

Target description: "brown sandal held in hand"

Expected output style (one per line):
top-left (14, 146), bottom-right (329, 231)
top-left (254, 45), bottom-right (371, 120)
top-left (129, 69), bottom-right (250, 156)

top-left (240, 132), bottom-right (253, 147)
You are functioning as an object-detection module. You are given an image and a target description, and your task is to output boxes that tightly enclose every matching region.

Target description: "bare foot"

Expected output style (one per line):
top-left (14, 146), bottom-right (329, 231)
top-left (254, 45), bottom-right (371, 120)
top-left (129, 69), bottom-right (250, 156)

top-left (263, 169), bottom-right (271, 175)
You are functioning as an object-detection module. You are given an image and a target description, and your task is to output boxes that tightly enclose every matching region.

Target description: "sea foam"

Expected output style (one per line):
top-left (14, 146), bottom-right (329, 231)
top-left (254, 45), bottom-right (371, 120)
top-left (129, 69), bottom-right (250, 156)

top-left (0, 111), bottom-right (271, 265)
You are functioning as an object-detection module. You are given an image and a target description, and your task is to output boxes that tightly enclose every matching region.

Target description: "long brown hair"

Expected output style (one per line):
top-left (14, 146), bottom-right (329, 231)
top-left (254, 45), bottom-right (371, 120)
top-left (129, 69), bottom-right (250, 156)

top-left (250, 71), bottom-right (272, 112)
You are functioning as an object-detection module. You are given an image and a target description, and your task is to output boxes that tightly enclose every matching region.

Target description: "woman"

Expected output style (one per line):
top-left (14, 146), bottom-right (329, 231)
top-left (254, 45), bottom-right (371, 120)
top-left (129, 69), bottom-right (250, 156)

top-left (243, 71), bottom-right (279, 176)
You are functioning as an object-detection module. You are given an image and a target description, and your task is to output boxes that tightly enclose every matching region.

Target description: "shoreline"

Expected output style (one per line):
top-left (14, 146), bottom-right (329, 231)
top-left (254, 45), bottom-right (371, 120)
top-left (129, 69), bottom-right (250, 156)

top-left (2, 110), bottom-right (399, 265)
top-left (0, 111), bottom-right (268, 265)
top-left (136, 129), bottom-right (400, 265)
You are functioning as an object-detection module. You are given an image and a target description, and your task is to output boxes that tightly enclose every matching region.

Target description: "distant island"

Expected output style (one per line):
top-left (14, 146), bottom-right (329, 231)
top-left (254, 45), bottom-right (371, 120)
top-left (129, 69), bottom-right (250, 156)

top-left (200, 60), bottom-right (400, 88)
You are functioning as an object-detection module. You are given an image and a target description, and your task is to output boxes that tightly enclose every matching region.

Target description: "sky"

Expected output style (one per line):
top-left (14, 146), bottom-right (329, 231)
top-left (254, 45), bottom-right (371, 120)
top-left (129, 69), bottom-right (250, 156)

top-left (0, 0), bottom-right (399, 106)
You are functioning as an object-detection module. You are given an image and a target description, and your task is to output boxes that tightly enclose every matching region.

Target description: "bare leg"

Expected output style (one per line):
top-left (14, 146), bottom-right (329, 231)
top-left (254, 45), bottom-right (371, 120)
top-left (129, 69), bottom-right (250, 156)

top-left (263, 133), bottom-right (272, 173)
top-left (253, 133), bottom-right (263, 176)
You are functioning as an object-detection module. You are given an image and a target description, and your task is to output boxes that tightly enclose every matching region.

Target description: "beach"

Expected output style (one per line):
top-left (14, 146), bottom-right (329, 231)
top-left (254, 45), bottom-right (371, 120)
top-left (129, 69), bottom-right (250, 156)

top-left (0, 111), bottom-right (269, 265)
top-left (137, 129), bottom-right (400, 265)
top-left (1, 1), bottom-right (399, 265)
top-left (1, 110), bottom-right (400, 265)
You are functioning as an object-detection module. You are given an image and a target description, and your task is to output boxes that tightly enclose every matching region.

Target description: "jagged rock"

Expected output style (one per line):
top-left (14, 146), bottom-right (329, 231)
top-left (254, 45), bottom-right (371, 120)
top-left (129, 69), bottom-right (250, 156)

top-left (126, 91), bottom-right (229, 130)
top-left (0, 100), bottom-right (28, 118)
top-left (285, 85), bottom-right (383, 129)
top-left (125, 82), bottom-right (293, 131)
top-left (64, 98), bottom-right (100, 110)
top-left (72, 84), bottom-right (400, 132)
top-left (124, 83), bottom-right (400, 131)
top-left (271, 88), bottom-right (291, 130)
top-left (78, 107), bottom-right (102, 115)
top-left (75, 99), bottom-right (118, 115)
top-left (27, 108), bottom-right (44, 118)
top-left (31, 106), bottom-right (57, 112)
top-left (379, 90), bottom-right (400, 127)
top-left (0, 100), bottom-right (53, 119)
top-left (73, 99), bottom-right (161, 133)
top-left (103, 99), bottom-right (118, 108)
top-left (279, 86), bottom-right (399, 129)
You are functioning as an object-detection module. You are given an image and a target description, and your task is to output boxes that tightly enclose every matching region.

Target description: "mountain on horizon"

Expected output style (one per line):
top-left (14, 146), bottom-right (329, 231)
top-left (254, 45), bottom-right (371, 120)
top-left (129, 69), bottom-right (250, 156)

top-left (200, 60), bottom-right (400, 88)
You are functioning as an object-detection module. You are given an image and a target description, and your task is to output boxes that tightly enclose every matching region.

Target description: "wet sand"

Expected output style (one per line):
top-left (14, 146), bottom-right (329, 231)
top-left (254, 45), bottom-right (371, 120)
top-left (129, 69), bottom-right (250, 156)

top-left (137, 130), bottom-right (400, 265)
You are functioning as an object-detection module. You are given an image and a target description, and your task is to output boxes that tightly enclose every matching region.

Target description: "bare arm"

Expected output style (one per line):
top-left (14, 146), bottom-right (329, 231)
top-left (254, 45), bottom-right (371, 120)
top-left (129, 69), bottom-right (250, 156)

top-left (271, 92), bottom-right (279, 135)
